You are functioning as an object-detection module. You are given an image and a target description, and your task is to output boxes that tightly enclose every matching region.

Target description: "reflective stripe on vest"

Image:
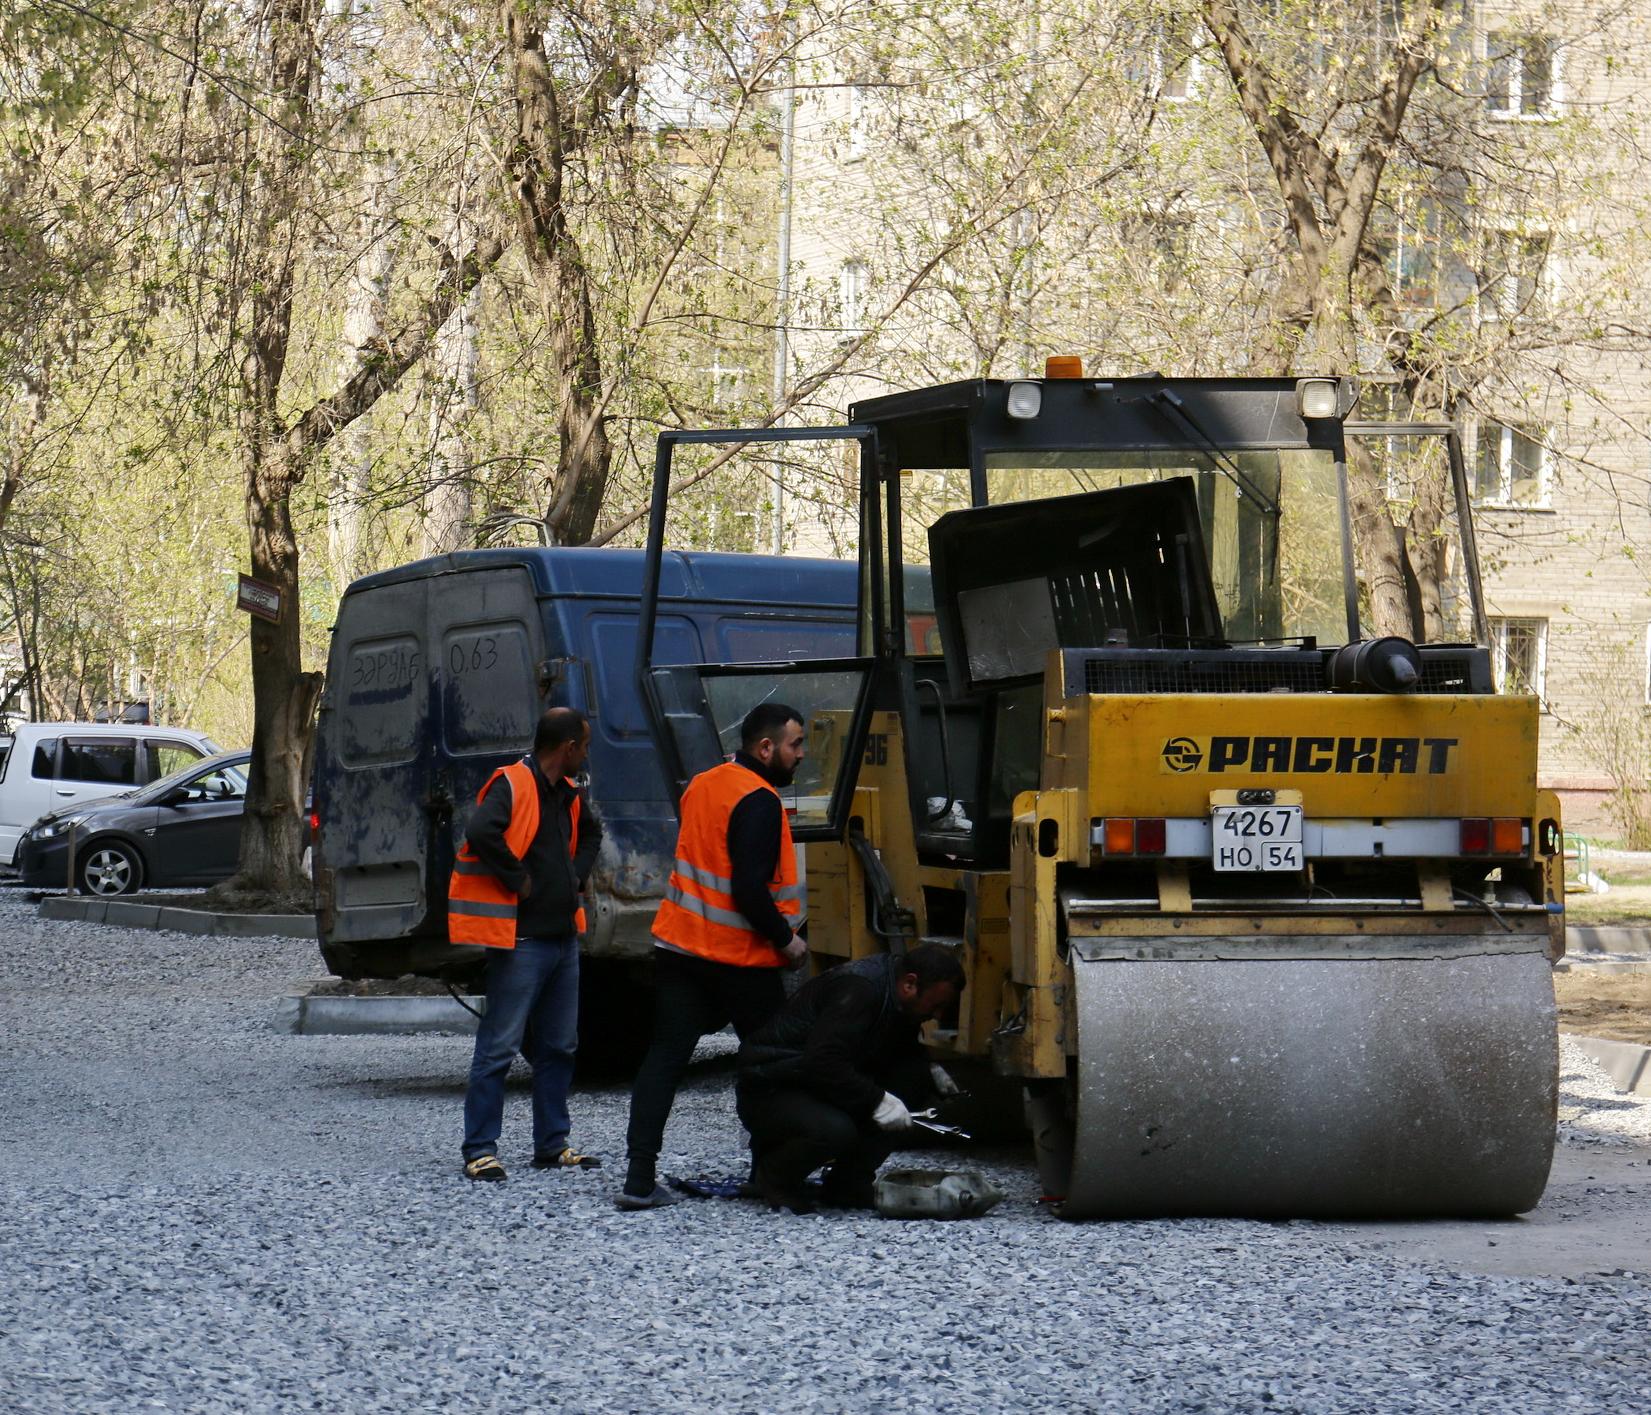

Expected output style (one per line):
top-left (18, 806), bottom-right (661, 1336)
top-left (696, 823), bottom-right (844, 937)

top-left (651, 761), bottom-right (801, 968)
top-left (447, 762), bottom-right (587, 949)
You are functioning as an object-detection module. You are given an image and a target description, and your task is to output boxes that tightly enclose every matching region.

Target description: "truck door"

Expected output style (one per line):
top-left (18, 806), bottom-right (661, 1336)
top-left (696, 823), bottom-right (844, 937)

top-left (317, 562), bottom-right (544, 954)
top-left (317, 575), bottom-right (434, 947)
top-left (636, 427), bottom-right (881, 840)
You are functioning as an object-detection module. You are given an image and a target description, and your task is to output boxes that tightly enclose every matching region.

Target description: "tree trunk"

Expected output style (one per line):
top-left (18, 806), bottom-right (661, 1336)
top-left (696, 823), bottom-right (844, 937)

top-left (329, 161), bottom-right (397, 586)
top-left (542, 243), bottom-right (610, 544)
top-left (1344, 439), bottom-right (1416, 637)
top-left (502, 2), bottom-right (613, 547)
top-left (223, 447), bottom-right (323, 907)
top-left (424, 211), bottom-right (479, 555)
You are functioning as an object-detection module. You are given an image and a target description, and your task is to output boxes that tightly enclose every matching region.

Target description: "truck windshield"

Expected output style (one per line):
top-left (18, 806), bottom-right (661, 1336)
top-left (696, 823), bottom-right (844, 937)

top-left (983, 448), bottom-right (1348, 646)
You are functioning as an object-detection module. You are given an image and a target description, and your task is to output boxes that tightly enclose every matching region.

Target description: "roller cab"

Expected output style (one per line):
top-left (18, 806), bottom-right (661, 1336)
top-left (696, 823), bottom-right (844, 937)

top-left (636, 366), bottom-right (1562, 1219)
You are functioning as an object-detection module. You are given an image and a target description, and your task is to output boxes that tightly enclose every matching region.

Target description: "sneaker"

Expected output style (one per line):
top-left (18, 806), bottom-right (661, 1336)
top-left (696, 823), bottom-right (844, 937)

top-left (531, 1146), bottom-right (603, 1171)
top-left (463, 1154), bottom-right (507, 1182)
top-left (614, 1184), bottom-right (680, 1211)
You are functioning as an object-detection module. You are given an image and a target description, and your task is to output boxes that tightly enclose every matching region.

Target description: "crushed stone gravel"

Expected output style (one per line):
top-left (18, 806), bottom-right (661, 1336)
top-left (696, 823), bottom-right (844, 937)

top-left (2, 890), bottom-right (1648, 1413)
top-left (1558, 1036), bottom-right (1651, 1147)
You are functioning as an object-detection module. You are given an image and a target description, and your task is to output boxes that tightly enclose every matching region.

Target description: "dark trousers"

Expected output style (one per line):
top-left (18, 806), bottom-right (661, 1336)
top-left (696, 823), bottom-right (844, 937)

top-left (735, 1084), bottom-right (896, 1192)
top-left (623, 947), bottom-right (786, 1173)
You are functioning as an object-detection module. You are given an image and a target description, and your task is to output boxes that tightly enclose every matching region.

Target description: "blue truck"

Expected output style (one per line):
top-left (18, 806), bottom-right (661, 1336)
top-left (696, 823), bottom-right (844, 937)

top-left (311, 546), bottom-right (859, 1004)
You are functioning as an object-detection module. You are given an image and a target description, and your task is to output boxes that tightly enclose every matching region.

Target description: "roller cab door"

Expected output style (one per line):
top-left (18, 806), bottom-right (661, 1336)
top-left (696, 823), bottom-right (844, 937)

top-left (644, 659), bottom-right (876, 842)
top-left (638, 424), bottom-right (881, 842)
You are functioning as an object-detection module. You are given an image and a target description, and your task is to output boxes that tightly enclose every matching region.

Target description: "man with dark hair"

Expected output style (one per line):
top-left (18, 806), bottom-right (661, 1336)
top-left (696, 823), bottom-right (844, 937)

top-left (616, 702), bottom-right (809, 1210)
top-left (736, 943), bottom-right (966, 1213)
top-left (451, 706), bottom-right (604, 1182)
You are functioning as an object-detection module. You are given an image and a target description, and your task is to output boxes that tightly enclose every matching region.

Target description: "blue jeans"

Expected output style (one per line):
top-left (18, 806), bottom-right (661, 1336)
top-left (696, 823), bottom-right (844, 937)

top-left (462, 935), bottom-right (580, 1161)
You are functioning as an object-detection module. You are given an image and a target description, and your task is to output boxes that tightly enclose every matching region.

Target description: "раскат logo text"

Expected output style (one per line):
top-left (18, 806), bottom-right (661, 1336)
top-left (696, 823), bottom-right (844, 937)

top-left (1160, 735), bottom-right (1458, 775)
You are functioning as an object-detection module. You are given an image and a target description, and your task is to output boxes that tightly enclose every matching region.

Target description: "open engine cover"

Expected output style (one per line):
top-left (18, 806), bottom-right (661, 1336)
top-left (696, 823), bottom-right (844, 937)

top-left (926, 477), bottom-right (1224, 697)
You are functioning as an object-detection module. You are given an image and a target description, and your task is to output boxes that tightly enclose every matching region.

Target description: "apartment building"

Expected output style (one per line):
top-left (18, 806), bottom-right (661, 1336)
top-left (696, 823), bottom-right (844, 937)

top-left (761, 5), bottom-right (1651, 834)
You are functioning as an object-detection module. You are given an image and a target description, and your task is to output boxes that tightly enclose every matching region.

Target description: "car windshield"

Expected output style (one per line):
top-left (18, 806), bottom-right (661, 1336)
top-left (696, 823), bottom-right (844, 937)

top-left (982, 448), bottom-right (1349, 646)
top-left (136, 754), bottom-right (250, 804)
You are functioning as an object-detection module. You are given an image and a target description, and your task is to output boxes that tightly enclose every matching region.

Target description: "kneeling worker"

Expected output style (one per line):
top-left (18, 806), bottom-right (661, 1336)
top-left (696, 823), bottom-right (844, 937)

top-left (736, 943), bottom-right (966, 1211)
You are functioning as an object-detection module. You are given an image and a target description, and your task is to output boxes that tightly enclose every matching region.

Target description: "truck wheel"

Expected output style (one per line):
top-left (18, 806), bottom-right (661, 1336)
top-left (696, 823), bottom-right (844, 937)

top-left (78, 841), bottom-right (143, 897)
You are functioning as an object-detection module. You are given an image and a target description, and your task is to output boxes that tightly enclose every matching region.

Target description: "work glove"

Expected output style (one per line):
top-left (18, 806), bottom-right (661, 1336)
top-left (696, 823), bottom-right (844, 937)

top-left (929, 1063), bottom-right (961, 1098)
top-left (779, 934), bottom-right (808, 969)
top-left (872, 1091), bottom-right (913, 1132)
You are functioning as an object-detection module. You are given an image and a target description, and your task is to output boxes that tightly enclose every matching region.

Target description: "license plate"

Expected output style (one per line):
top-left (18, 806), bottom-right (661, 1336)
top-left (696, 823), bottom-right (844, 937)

top-left (1211, 805), bottom-right (1303, 872)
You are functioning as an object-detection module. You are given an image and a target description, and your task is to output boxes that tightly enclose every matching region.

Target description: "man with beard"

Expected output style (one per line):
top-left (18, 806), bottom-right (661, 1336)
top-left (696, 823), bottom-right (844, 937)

top-left (615, 702), bottom-right (809, 1210)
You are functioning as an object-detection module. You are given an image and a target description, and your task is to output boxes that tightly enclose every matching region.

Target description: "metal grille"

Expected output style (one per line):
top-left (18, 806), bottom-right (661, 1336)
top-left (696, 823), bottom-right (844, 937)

top-left (1077, 648), bottom-right (1492, 695)
top-left (1418, 656), bottom-right (1478, 692)
top-left (1083, 652), bottom-right (1324, 695)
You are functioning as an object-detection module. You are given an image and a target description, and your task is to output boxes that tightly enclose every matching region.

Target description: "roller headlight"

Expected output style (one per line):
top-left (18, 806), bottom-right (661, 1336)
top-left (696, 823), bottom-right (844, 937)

top-left (1295, 377), bottom-right (1339, 420)
top-left (1005, 381), bottom-right (1043, 420)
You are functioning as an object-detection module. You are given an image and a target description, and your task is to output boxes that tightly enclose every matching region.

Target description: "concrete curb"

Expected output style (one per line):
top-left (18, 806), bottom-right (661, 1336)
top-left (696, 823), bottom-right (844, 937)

top-left (278, 990), bottom-right (483, 1036)
top-left (1570, 1034), bottom-right (1651, 1096)
top-left (1568, 925), bottom-right (1651, 955)
top-left (38, 895), bottom-right (315, 940)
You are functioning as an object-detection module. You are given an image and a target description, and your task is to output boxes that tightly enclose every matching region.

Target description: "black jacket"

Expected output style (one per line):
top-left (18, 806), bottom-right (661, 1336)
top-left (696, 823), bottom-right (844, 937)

top-left (736, 954), bottom-right (933, 1119)
top-left (465, 757), bottom-right (603, 939)
top-left (724, 751), bottom-right (794, 951)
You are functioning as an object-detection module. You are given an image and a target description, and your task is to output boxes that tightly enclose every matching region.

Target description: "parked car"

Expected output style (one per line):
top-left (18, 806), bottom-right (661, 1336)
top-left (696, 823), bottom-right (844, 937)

top-left (0, 721), bottom-right (220, 869)
top-left (19, 749), bottom-right (251, 895)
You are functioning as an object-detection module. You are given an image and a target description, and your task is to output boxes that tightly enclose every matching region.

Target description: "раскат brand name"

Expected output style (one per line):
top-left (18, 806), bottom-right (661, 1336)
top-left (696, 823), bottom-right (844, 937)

top-left (1161, 736), bottom-right (1458, 775)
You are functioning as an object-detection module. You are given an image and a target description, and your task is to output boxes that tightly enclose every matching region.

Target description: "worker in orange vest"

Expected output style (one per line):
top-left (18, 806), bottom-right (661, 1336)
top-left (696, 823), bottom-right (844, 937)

top-left (615, 701), bottom-right (808, 1210)
top-left (453, 707), bottom-right (603, 1182)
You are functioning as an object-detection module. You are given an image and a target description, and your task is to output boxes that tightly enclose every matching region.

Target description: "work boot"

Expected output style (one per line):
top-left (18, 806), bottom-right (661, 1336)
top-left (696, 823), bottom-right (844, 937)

top-left (750, 1162), bottom-right (817, 1216)
top-left (817, 1168), bottom-right (877, 1211)
top-left (463, 1155), bottom-right (507, 1183)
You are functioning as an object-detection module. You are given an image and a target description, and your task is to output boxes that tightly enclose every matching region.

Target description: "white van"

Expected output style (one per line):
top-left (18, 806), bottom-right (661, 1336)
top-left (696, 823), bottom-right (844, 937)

top-left (0, 722), bottom-right (221, 868)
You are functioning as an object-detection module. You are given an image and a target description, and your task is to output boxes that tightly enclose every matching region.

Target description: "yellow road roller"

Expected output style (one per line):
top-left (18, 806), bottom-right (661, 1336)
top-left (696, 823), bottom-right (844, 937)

top-left (635, 365), bottom-right (1563, 1218)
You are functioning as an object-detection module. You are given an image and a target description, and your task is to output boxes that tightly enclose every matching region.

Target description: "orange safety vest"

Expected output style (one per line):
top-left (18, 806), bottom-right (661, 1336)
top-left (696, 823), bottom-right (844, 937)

top-left (447, 761), bottom-right (586, 948)
top-left (652, 760), bottom-right (803, 968)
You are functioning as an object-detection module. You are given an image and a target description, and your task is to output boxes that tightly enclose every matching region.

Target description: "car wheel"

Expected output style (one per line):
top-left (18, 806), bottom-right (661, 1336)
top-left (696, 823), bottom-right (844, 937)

top-left (78, 841), bottom-right (144, 897)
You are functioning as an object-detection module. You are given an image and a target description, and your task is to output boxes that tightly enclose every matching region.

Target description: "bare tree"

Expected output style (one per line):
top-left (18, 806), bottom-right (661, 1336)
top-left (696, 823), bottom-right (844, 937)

top-left (216, 0), bottom-right (507, 902)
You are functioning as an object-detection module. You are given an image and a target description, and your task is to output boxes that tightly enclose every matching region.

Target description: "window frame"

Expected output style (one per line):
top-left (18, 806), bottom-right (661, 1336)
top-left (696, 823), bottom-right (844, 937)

top-left (1477, 228), bottom-right (1552, 321)
top-left (1489, 616), bottom-right (1548, 704)
top-left (838, 258), bottom-right (868, 339)
top-left (1372, 196), bottom-right (1441, 309)
top-left (1472, 419), bottom-right (1551, 508)
top-left (1485, 30), bottom-right (1562, 120)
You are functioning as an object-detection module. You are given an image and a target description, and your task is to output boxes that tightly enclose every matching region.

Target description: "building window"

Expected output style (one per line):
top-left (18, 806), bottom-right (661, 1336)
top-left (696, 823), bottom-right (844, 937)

top-left (1477, 231), bottom-right (1550, 320)
top-left (838, 259), bottom-right (868, 338)
top-left (1130, 20), bottom-right (1199, 100)
top-left (844, 85), bottom-right (869, 161)
top-left (1490, 617), bottom-right (1547, 699)
top-left (1486, 32), bottom-right (1558, 117)
top-left (1371, 198), bottom-right (1439, 308)
top-left (1474, 421), bottom-right (1549, 506)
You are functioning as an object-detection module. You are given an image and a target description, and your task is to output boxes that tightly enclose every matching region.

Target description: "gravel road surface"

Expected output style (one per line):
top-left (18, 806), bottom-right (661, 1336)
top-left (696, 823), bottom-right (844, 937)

top-left (2, 894), bottom-right (1648, 1413)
